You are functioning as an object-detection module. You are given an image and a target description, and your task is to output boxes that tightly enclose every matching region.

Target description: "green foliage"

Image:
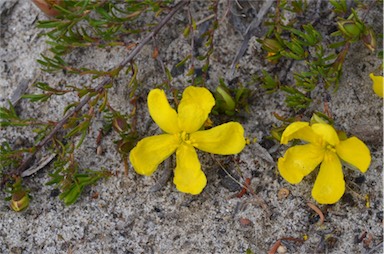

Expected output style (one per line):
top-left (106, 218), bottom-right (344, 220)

top-left (260, 70), bottom-right (280, 93)
top-left (258, 0), bottom-right (379, 111)
top-left (37, 0), bottom-right (172, 74)
top-left (0, 101), bottom-right (49, 131)
top-left (329, 0), bottom-right (348, 14)
top-left (22, 82), bottom-right (70, 102)
top-left (0, 102), bottom-right (25, 127)
top-left (1, 0), bottom-right (379, 210)
top-left (39, 1), bottom-right (172, 54)
top-left (0, 142), bottom-right (24, 174)
top-left (245, 248), bottom-right (255, 254)
top-left (1, 0), bottom-right (176, 208)
top-left (47, 154), bottom-right (112, 205)
top-left (182, 1), bottom-right (219, 86)
top-left (212, 79), bottom-right (252, 116)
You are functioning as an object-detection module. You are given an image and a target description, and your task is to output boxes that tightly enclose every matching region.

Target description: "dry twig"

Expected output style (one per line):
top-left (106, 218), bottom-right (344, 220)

top-left (12, 1), bottom-right (190, 176)
top-left (307, 202), bottom-right (325, 225)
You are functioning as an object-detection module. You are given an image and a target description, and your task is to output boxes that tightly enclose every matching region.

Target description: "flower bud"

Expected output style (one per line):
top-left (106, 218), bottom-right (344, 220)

top-left (10, 191), bottom-right (29, 212)
top-left (61, 185), bottom-right (81, 206)
top-left (271, 127), bottom-right (285, 142)
top-left (361, 27), bottom-right (376, 52)
top-left (216, 86), bottom-right (235, 111)
top-left (310, 113), bottom-right (328, 125)
top-left (337, 20), bottom-right (364, 40)
top-left (112, 116), bottom-right (129, 133)
top-left (261, 38), bottom-right (283, 53)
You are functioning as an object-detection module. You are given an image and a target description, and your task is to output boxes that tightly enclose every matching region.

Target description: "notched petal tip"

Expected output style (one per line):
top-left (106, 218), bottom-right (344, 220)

top-left (278, 144), bottom-right (324, 184)
top-left (174, 171), bottom-right (207, 195)
top-left (178, 86), bottom-right (215, 133)
top-left (336, 137), bottom-right (371, 173)
top-left (312, 152), bottom-right (345, 204)
top-left (129, 134), bottom-right (179, 176)
top-left (173, 144), bottom-right (207, 195)
top-left (278, 157), bottom-right (304, 184)
top-left (148, 89), bottom-right (180, 134)
top-left (191, 122), bottom-right (246, 155)
top-left (281, 122), bottom-right (316, 144)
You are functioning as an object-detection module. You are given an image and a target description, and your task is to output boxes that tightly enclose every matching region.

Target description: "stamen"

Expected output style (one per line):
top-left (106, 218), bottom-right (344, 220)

top-left (180, 131), bottom-right (192, 144)
top-left (326, 144), bottom-right (336, 153)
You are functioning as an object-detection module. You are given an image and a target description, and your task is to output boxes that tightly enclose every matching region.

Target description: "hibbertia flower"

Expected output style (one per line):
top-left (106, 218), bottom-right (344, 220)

top-left (130, 86), bottom-right (246, 194)
top-left (369, 73), bottom-right (383, 98)
top-left (278, 121), bottom-right (371, 204)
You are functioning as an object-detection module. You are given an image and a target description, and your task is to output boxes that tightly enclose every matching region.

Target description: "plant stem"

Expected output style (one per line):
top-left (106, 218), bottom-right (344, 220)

top-left (12, 0), bottom-right (190, 176)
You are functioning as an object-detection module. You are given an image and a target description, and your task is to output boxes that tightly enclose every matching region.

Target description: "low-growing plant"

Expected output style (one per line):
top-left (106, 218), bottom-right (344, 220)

top-left (0, 0), bottom-right (381, 210)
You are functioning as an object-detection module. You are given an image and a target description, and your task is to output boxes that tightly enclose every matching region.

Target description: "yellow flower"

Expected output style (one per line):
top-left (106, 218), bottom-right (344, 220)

top-left (369, 73), bottom-right (383, 98)
top-left (278, 122), bottom-right (371, 204)
top-left (129, 86), bottom-right (246, 194)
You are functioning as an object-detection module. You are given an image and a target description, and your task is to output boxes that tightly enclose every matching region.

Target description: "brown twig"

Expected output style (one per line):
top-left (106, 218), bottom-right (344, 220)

top-left (236, 177), bottom-right (251, 198)
top-left (212, 155), bottom-right (270, 215)
top-left (245, 182), bottom-right (270, 215)
top-left (151, 35), bottom-right (171, 89)
top-left (229, 0), bottom-right (273, 77)
top-left (187, 5), bottom-right (195, 85)
top-left (307, 202), bottom-right (325, 225)
top-left (268, 239), bottom-right (282, 254)
top-left (12, 0), bottom-right (190, 176)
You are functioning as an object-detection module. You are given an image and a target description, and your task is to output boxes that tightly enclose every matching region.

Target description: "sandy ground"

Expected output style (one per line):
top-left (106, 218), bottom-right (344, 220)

top-left (0, 1), bottom-right (383, 253)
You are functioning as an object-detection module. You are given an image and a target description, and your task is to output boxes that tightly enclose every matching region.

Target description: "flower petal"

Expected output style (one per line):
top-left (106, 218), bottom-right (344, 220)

top-left (336, 137), bottom-right (371, 173)
top-left (148, 89), bottom-right (180, 134)
top-left (173, 144), bottom-right (207, 195)
top-left (311, 123), bottom-right (339, 146)
top-left (278, 144), bottom-right (324, 184)
top-left (190, 122), bottom-right (245, 154)
top-left (312, 151), bottom-right (345, 204)
top-left (177, 86), bottom-right (215, 133)
top-left (129, 134), bottom-right (179, 176)
top-left (281, 121), bottom-right (317, 144)
top-left (370, 73), bottom-right (383, 98)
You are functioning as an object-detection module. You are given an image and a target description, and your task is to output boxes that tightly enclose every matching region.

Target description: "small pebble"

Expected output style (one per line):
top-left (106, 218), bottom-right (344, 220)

top-left (277, 188), bottom-right (290, 200)
top-left (239, 217), bottom-right (252, 226)
top-left (277, 244), bottom-right (287, 253)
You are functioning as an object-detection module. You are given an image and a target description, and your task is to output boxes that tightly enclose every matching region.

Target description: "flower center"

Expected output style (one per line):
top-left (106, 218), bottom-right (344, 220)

top-left (325, 144), bottom-right (336, 153)
top-left (180, 131), bottom-right (192, 145)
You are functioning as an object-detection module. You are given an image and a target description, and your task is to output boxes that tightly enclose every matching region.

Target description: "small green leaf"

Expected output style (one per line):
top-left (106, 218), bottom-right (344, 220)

top-left (21, 94), bottom-right (51, 102)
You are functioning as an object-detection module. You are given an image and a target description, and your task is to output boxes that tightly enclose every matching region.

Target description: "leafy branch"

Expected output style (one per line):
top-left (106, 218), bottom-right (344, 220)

top-left (258, 0), bottom-right (378, 111)
top-left (12, 0), bottom-right (189, 177)
top-left (0, 1), bottom-right (190, 208)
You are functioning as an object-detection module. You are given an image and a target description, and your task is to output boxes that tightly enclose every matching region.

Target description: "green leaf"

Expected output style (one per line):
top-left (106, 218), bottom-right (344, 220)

top-left (175, 55), bottom-right (191, 68)
top-left (21, 94), bottom-right (51, 102)
top-left (38, 21), bottom-right (67, 29)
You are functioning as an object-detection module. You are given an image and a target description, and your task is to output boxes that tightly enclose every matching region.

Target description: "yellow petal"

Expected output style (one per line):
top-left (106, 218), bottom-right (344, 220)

top-left (280, 121), bottom-right (317, 144)
top-left (335, 137), bottom-right (371, 173)
top-left (311, 123), bottom-right (340, 146)
top-left (173, 144), bottom-right (207, 195)
top-left (190, 122), bottom-right (246, 155)
top-left (129, 134), bottom-right (179, 176)
top-left (312, 151), bottom-right (345, 204)
top-left (177, 86), bottom-right (215, 133)
top-left (278, 144), bottom-right (324, 184)
top-left (370, 73), bottom-right (383, 98)
top-left (148, 89), bottom-right (180, 134)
